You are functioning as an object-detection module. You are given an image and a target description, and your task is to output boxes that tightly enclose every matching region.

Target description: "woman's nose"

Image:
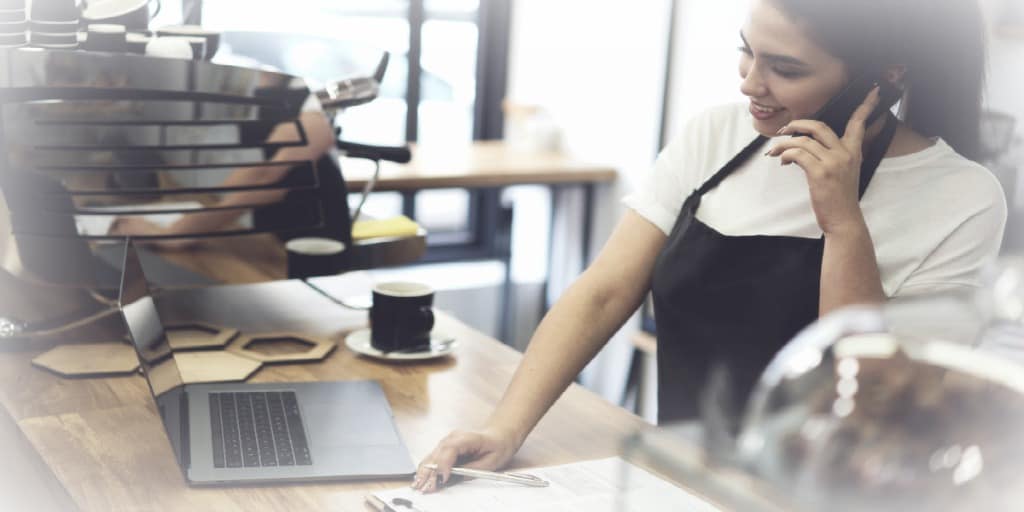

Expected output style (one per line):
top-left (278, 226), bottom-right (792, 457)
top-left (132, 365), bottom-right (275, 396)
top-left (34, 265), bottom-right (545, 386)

top-left (739, 65), bottom-right (768, 98)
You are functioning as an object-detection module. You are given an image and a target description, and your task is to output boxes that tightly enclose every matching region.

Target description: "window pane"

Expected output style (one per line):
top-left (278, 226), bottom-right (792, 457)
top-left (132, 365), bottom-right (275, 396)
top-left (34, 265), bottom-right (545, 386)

top-left (204, 2), bottom-right (411, 145)
top-left (337, 98), bottom-right (408, 146)
top-left (415, 189), bottom-right (470, 232)
top-left (425, 0), bottom-right (479, 17)
top-left (418, 19), bottom-right (477, 146)
top-left (150, 1), bottom-right (183, 26)
top-left (348, 191), bottom-right (404, 220)
top-left (204, 2), bottom-right (409, 48)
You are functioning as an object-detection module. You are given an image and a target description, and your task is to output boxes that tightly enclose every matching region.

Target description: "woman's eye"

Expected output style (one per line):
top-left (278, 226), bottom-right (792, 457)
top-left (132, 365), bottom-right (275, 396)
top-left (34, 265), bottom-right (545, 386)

top-left (773, 67), bottom-right (806, 79)
top-left (737, 46), bottom-right (753, 56)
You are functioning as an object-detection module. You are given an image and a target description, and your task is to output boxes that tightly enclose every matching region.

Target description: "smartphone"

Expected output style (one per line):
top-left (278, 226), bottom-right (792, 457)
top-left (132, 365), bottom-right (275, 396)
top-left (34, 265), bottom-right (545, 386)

top-left (806, 73), bottom-right (902, 137)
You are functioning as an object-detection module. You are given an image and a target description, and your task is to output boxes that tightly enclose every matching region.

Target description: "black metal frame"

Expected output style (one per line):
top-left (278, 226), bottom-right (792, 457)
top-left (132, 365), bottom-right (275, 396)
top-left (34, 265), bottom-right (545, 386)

top-left (474, 0), bottom-right (511, 142)
top-left (406, 0), bottom-right (425, 142)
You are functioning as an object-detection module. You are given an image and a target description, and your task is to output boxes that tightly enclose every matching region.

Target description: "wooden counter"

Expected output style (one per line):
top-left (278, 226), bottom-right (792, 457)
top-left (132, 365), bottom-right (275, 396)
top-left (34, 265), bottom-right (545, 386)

top-left (0, 274), bottom-right (647, 511)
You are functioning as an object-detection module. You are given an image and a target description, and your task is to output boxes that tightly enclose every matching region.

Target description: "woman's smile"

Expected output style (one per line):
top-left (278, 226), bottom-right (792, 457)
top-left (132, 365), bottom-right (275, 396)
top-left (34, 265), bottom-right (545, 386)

top-left (749, 100), bottom-right (786, 120)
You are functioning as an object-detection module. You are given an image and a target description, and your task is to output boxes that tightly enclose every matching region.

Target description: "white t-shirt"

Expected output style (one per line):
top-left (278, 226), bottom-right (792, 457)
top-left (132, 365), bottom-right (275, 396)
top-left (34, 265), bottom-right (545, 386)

top-left (624, 103), bottom-right (1008, 298)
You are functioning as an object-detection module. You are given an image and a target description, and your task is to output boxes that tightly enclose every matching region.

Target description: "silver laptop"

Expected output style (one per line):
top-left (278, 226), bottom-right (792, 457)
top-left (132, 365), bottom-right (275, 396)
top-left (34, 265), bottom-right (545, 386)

top-left (116, 240), bottom-right (415, 485)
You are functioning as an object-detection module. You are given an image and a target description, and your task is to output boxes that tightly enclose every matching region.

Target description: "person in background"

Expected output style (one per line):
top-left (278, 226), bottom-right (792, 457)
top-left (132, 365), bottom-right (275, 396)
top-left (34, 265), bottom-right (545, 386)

top-left (108, 104), bottom-right (336, 250)
top-left (413, 0), bottom-right (1006, 493)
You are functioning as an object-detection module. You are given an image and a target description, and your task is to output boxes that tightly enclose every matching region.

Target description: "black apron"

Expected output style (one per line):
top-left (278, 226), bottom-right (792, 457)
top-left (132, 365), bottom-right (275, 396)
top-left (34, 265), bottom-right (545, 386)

top-left (650, 115), bottom-right (898, 425)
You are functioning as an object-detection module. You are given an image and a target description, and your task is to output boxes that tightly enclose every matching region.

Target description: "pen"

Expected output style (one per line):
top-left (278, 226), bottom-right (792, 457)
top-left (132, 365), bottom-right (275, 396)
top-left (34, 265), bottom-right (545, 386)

top-left (364, 495), bottom-right (397, 512)
top-left (422, 463), bottom-right (550, 487)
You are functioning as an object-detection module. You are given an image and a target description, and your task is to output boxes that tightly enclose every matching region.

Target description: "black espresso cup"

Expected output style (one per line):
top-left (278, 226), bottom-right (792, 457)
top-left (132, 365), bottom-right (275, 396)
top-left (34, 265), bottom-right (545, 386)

top-left (285, 237), bottom-right (346, 280)
top-left (83, 23), bottom-right (127, 52)
top-left (370, 282), bottom-right (435, 352)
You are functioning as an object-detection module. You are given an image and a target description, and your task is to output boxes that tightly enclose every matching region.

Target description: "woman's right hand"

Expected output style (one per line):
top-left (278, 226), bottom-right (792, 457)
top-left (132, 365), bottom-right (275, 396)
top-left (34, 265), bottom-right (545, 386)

top-left (411, 426), bottom-right (523, 494)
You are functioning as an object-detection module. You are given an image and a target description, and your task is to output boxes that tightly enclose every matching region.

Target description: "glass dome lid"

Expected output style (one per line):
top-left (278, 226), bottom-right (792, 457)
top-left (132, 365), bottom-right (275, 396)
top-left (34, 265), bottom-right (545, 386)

top-left (735, 305), bottom-right (1024, 512)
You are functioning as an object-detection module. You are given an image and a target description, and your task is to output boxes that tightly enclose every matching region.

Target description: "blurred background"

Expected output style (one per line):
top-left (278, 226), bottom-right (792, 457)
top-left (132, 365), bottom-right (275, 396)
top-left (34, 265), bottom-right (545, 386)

top-left (7, 0), bottom-right (1024, 410)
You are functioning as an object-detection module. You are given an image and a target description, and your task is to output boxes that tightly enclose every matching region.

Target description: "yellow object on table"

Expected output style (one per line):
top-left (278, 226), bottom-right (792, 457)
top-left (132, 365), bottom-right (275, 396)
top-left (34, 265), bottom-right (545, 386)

top-left (352, 215), bottom-right (421, 240)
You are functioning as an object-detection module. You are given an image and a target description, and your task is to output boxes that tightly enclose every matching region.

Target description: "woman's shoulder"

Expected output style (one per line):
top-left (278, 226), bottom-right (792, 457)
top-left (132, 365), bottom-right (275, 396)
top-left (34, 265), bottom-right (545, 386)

top-left (664, 102), bottom-right (757, 164)
top-left (880, 139), bottom-right (1007, 224)
top-left (677, 102), bottom-right (753, 139)
top-left (888, 139), bottom-right (1004, 195)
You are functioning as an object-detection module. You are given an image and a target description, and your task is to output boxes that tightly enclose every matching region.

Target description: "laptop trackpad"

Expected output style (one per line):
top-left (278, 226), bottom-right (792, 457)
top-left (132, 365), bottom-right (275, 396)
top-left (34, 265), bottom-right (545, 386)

top-left (301, 381), bottom-right (404, 447)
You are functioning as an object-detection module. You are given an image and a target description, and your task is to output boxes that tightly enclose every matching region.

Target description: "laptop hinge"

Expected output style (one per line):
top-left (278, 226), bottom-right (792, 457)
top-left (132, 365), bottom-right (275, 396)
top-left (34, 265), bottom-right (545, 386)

top-left (179, 389), bottom-right (191, 470)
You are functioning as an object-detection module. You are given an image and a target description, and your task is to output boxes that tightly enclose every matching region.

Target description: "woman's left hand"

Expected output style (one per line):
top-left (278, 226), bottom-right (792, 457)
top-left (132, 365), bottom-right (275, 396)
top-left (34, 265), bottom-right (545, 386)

top-left (765, 86), bottom-right (881, 236)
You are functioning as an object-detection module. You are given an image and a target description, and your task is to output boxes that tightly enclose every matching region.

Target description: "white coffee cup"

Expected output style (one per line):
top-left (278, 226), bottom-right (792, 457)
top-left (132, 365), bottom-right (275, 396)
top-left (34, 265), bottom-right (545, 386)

top-left (144, 36), bottom-right (191, 59)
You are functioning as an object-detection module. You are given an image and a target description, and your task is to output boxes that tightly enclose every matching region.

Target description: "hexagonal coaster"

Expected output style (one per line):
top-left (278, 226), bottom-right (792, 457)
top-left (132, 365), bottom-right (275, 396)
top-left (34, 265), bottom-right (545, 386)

top-left (226, 332), bottom-right (336, 364)
top-left (165, 322), bottom-right (239, 351)
top-left (32, 342), bottom-right (139, 378)
top-left (173, 351), bottom-right (262, 384)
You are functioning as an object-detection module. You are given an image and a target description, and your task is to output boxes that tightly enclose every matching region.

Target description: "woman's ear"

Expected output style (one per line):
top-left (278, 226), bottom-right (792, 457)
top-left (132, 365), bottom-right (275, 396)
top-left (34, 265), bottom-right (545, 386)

top-left (885, 65), bottom-right (908, 90)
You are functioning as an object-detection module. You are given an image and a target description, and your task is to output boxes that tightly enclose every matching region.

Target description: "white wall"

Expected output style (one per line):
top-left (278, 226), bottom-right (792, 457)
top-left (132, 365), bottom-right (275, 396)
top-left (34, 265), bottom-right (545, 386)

top-left (506, 0), bottom-right (672, 402)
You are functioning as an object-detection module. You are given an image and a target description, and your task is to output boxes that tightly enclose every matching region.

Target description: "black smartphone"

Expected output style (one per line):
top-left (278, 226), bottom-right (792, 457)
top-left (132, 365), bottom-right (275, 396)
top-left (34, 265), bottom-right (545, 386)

top-left (806, 73), bottom-right (902, 137)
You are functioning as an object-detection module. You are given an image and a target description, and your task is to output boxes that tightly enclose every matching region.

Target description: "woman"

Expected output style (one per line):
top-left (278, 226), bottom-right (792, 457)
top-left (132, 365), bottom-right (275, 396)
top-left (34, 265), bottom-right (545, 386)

top-left (414, 0), bottom-right (1006, 492)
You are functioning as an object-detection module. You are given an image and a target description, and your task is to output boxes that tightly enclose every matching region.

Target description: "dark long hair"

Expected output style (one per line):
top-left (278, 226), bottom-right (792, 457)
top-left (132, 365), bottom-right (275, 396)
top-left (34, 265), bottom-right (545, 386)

top-left (771, 0), bottom-right (987, 161)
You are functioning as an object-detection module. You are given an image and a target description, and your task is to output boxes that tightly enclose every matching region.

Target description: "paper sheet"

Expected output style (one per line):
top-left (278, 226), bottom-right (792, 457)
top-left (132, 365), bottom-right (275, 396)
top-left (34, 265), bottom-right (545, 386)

top-left (373, 457), bottom-right (722, 512)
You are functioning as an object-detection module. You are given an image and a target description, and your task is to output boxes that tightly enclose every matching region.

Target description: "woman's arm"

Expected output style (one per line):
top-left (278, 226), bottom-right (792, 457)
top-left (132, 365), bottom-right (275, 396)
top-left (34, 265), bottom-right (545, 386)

top-left (414, 209), bottom-right (667, 492)
top-left (819, 215), bottom-right (885, 315)
top-left (765, 87), bottom-right (888, 314)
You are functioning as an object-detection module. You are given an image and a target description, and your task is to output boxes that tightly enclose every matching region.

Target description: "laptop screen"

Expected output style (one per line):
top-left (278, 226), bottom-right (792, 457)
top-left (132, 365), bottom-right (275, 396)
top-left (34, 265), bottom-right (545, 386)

top-left (117, 240), bottom-right (189, 468)
top-left (118, 240), bottom-right (185, 397)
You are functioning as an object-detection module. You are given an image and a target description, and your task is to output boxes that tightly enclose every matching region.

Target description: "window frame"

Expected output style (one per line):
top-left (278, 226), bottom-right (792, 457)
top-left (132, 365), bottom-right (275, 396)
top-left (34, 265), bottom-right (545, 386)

top-left (184, 0), bottom-right (509, 143)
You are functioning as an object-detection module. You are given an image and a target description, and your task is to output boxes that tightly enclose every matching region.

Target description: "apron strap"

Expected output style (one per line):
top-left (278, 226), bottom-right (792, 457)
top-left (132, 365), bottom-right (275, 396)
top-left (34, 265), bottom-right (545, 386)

top-left (858, 113), bottom-right (898, 199)
top-left (684, 113), bottom-right (900, 210)
top-left (693, 135), bottom-right (769, 200)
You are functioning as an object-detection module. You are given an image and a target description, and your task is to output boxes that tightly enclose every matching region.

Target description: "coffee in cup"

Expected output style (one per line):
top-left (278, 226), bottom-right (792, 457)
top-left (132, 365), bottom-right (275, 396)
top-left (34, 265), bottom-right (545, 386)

top-left (370, 282), bottom-right (435, 352)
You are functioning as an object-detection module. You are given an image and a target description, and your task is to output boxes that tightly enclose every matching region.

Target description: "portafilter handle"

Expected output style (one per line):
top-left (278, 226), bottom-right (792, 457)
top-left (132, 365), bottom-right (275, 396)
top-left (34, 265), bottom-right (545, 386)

top-left (316, 52), bottom-right (389, 111)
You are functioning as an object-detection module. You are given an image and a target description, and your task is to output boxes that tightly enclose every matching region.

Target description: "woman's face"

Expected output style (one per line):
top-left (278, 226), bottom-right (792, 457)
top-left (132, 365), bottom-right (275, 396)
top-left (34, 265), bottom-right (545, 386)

top-left (739, 0), bottom-right (849, 136)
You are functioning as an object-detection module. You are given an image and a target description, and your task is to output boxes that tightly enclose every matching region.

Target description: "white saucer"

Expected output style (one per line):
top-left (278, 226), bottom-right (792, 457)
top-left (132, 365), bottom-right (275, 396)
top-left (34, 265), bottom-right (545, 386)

top-left (344, 328), bottom-right (457, 361)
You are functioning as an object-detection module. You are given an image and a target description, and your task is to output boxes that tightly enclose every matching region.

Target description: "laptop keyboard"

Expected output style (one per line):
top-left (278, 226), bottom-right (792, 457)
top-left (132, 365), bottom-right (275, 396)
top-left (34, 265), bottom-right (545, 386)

top-left (209, 391), bottom-right (312, 468)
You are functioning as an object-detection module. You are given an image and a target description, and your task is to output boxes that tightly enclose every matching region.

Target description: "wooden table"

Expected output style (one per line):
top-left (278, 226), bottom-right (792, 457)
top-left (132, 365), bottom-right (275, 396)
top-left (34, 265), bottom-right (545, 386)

top-left (0, 265), bottom-right (649, 512)
top-left (343, 140), bottom-right (617, 191)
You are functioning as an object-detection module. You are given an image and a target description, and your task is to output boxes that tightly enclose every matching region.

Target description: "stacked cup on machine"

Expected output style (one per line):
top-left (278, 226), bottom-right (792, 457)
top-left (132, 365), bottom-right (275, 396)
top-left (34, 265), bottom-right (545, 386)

top-left (30, 0), bottom-right (79, 49)
top-left (0, 0), bottom-right (28, 49)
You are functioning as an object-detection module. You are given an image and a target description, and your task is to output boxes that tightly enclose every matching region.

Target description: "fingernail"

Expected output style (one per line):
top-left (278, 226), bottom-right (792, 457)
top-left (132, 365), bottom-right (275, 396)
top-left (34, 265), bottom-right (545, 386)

top-left (776, 126), bottom-right (787, 135)
top-left (763, 149), bottom-right (772, 156)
